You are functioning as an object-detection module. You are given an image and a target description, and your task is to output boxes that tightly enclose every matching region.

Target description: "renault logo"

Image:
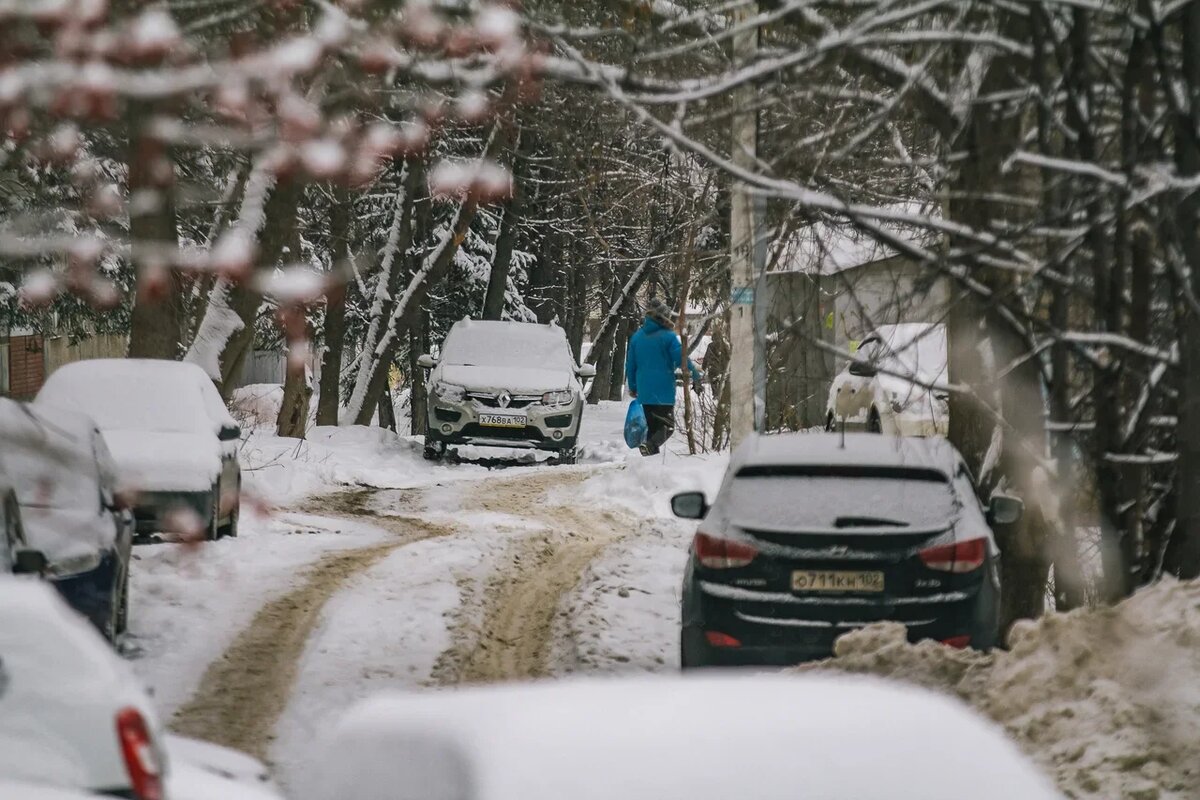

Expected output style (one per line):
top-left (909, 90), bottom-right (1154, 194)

top-left (497, 391), bottom-right (512, 408)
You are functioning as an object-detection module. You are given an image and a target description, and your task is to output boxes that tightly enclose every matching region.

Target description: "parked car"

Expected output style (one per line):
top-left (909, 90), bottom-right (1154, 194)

top-left (0, 399), bottom-right (133, 641)
top-left (36, 359), bottom-right (242, 541)
top-left (826, 322), bottom-right (949, 436)
top-left (0, 781), bottom-right (105, 799)
top-left (673, 432), bottom-right (1022, 669)
top-left (303, 675), bottom-right (1062, 800)
top-left (418, 320), bottom-right (596, 463)
top-left (0, 576), bottom-right (285, 800)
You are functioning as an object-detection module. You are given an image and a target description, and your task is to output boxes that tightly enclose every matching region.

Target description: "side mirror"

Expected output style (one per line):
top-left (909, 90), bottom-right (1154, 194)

top-left (218, 423), bottom-right (242, 442)
top-left (13, 548), bottom-right (48, 576)
top-left (988, 494), bottom-right (1024, 526)
top-left (417, 354), bottom-right (437, 370)
top-left (577, 364), bottom-right (597, 379)
top-left (848, 360), bottom-right (878, 378)
top-left (671, 491), bottom-right (709, 520)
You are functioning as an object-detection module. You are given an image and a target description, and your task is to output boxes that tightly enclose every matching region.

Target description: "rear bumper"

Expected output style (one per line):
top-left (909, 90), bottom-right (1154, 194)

top-left (681, 564), bottom-right (998, 668)
top-left (133, 490), bottom-right (215, 537)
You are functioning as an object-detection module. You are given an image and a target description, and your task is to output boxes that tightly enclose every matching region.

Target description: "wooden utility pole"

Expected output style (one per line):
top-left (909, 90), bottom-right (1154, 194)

top-left (729, 3), bottom-right (760, 448)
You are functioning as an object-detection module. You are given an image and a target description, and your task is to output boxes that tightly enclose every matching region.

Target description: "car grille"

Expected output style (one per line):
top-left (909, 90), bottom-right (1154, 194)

top-left (468, 392), bottom-right (540, 409)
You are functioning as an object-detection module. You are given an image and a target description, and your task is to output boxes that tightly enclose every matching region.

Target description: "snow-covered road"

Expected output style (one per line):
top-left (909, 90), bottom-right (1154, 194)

top-left (124, 402), bottom-right (727, 794)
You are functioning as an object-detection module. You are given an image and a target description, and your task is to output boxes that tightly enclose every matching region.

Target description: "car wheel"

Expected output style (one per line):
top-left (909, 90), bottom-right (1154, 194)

top-left (115, 571), bottom-right (129, 636)
top-left (867, 408), bottom-right (883, 433)
top-left (680, 627), bottom-right (710, 670)
top-left (423, 439), bottom-right (445, 461)
top-left (219, 478), bottom-right (241, 539)
top-left (208, 488), bottom-right (221, 541)
top-left (556, 447), bottom-right (578, 466)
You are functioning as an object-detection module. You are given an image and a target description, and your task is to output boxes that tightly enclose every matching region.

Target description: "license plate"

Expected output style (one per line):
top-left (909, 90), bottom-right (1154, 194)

top-left (792, 570), bottom-right (884, 593)
top-left (478, 413), bottom-right (527, 429)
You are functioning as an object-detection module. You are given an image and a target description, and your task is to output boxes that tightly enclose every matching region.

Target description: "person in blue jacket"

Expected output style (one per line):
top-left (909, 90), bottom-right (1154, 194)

top-left (626, 298), bottom-right (704, 455)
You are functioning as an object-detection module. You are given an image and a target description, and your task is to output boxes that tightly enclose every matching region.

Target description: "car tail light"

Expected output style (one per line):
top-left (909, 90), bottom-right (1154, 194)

top-left (116, 707), bottom-right (163, 800)
top-left (940, 635), bottom-right (971, 649)
top-left (693, 532), bottom-right (757, 569)
top-left (918, 537), bottom-right (986, 573)
top-left (704, 631), bottom-right (742, 648)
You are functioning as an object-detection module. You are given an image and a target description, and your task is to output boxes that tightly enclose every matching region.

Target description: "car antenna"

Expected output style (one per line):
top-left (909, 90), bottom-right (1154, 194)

top-left (839, 415), bottom-right (846, 449)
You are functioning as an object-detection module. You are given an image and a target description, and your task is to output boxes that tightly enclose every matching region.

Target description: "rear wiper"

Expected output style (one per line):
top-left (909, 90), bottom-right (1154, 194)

top-left (834, 516), bottom-right (909, 528)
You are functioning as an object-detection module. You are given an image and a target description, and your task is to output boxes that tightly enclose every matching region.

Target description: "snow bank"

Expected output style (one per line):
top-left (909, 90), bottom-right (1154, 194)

top-left (231, 384), bottom-right (286, 428)
top-left (799, 579), bottom-right (1200, 800)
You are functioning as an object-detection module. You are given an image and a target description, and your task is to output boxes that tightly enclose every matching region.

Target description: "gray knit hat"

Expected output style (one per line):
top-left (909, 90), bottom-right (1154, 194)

top-left (645, 297), bottom-right (676, 328)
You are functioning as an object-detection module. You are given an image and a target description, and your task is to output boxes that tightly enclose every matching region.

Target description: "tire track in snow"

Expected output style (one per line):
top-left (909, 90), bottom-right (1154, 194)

top-left (169, 491), bottom-right (451, 760)
top-left (431, 469), bottom-right (632, 684)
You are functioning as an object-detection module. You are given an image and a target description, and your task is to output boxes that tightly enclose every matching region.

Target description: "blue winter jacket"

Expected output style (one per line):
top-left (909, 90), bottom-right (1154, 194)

top-left (625, 317), bottom-right (702, 406)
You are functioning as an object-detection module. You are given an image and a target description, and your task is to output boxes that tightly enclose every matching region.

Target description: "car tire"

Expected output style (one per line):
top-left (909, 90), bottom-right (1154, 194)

top-left (219, 478), bottom-right (241, 539)
top-left (115, 571), bottom-right (129, 636)
top-left (207, 488), bottom-right (221, 541)
top-left (557, 447), bottom-right (578, 466)
top-left (423, 438), bottom-right (445, 461)
top-left (680, 627), bottom-right (710, 670)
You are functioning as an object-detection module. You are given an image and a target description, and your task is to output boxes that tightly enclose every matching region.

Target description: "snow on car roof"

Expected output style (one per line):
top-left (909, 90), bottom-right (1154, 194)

top-left (732, 432), bottom-right (960, 476)
top-left (441, 319), bottom-right (574, 370)
top-left (305, 675), bottom-right (1062, 800)
top-left (36, 358), bottom-right (234, 434)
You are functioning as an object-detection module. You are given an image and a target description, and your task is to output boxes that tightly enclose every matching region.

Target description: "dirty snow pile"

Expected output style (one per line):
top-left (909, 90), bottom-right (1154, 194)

top-left (800, 579), bottom-right (1200, 800)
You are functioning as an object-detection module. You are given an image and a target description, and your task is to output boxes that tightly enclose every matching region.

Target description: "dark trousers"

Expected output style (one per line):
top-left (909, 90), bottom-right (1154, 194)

top-left (642, 404), bottom-right (675, 455)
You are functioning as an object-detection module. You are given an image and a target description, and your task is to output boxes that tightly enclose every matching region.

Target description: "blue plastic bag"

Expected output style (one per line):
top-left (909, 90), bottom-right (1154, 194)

top-left (624, 399), bottom-right (648, 449)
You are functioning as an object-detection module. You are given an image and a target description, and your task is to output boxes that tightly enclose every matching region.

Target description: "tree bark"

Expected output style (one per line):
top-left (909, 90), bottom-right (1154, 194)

top-left (1165, 3), bottom-right (1200, 579)
top-left (126, 102), bottom-right (183, 360)
top-left (409, 306), bottom-right (428, 436)
top-left (482, 128), bottom-right (525, 321)
top-left (316, 190), bottom-right (353, 427)
top-left (608, 314), bottom-right (635, 401)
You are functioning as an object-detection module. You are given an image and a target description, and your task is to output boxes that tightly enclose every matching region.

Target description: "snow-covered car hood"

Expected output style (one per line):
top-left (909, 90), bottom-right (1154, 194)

top-left (101, 430), bottom-right (221, 493)
top-left (438, 364), bottom-right (573, 395)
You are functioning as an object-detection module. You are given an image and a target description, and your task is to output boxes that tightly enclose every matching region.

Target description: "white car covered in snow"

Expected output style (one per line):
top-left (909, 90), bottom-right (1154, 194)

top-left (35, 359), bottom-right (242, 540)
top-left (303, 676), bottom-right (1062, 800)
top-left (418, 320), bottom-right (596, 463)
top-left (0, 576), bottom-right (283, 800)
top-left (826, 322), bottom-right (949, 437)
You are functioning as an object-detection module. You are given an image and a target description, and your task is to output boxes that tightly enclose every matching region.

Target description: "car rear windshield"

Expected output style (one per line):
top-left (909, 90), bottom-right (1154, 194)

top-left (39, 366), bottom-right (212, 434)
top-left (442, 324), bottom-right (574, 371)
top-left (727, 465), bottom-right (957, 531)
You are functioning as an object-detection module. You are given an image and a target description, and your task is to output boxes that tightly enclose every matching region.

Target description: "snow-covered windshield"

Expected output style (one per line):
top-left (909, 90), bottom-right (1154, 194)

top-left (37, 361), bottom-right (215, 434)
top-left (725, 466), bottom-right (957, 531)
top-left (871, 323), bottom-right (947, 392)
top-left (441, 321), bottom-right (574, 371)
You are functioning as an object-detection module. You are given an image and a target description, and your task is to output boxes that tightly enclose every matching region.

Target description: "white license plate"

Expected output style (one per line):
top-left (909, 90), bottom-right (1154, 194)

top-left (792, 570), bottom-right (885, 593)
top-left (479, 413), bottom-right (527, 429)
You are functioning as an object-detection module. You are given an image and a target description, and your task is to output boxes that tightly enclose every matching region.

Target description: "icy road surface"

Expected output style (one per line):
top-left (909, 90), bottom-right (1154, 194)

top-left (124, 401), bottom-right (727, 792)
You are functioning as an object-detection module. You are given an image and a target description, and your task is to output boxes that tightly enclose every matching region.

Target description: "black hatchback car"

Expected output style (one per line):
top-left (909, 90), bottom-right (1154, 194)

top-left (674, 433), bottom-right (1022, 669)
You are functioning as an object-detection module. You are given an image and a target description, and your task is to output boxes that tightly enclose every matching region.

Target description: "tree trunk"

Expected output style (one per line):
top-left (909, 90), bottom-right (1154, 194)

top-left (276, 345), bottom-right (312, 439)
top-left (378, 384), bottom-right (397, 432)
top-left (409, 306), bottom-right (428, 436)
top-left (316, 190), bottom-right (353, 427)
top-left (186, 169), bottom-right (301, 399)
top-left (126, 103), bottom-right (183, 360)
top-left (482, 128), bottom-right (525, 321)
top-left (1166, 3), bottom-right (1200, 579)
top-left (608, 314), bottom-right (635, 401)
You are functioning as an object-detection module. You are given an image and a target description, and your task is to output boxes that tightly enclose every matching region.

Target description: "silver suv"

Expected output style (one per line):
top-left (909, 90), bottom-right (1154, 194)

top-left (418, 320), bottom-right (596, 463)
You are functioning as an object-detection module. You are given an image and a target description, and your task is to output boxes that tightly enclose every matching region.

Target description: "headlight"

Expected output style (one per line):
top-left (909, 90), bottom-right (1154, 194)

top-left (541, 390), bottom-right (575, 408)
top-left (434, 382), bottom-right (466, 402)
